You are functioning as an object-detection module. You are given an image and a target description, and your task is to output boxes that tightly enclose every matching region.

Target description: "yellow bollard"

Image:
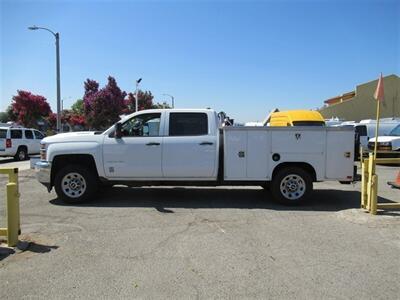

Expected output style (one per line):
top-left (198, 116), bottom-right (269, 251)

top-left (366, 154), bottom-right (374, 211)
top-left (361, 158), bottom-right (368, 209)
top-left (0, 167), bottom-right (20, 247)
top-left (6, 183), bottom-right (19, 246)
top-left (370, 174), bottom-right (378, 215)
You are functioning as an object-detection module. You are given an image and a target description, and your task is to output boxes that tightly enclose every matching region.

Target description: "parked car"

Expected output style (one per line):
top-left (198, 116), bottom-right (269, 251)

top-left (368, 124), bottom-right (400, 154)
top-left (0, 126), bottom-right (46, 161)
top-left (35, 108), bottom-right (356, 205)
top-left (358, 118), bottom-right (400, 145)
top-left (333, 119), bottom-right (400, 158)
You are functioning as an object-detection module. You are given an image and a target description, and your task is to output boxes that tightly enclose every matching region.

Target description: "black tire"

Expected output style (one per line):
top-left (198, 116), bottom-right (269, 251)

top-left (54, 164), bottom-right (98, 204)
top-left (14, 147), bottom-right (28, 161)
top-left (271, 167), bottom-right (313, 205)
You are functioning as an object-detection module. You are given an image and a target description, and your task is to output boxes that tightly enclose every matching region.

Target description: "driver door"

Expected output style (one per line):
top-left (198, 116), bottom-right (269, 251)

top-left (103, 112), bottom-right (163, 178)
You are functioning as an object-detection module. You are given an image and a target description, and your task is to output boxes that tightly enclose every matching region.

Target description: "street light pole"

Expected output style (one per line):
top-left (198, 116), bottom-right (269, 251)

top-left (135, 78), bottom-right (142, 112)
top-left (55, 32), bottom-right (61, 132)
top-left (28, 25), bottom-right (62, 133)
top-left (162, 94), bottom-right (175, 108)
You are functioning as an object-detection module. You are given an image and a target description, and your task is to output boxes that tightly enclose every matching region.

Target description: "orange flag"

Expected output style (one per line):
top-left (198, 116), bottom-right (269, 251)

top-left (374, 73), bottom-right (384, 102)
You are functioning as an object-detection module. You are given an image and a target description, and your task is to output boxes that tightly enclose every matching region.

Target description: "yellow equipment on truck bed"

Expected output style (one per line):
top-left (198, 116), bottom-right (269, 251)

top-left (269, 110), bottom-right (325, 126)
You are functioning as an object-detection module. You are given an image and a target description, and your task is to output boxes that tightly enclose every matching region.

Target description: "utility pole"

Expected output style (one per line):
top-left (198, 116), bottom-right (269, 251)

top-left (135, 78), bottom-right (142, 112)
top-left (29, 25), bottom-right (62, 132)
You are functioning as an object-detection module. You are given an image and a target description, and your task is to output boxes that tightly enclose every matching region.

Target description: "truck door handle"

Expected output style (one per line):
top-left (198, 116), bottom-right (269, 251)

top-left (199, 142), bottom-right (214, 145)
top-left (146, 142), bottom-right (160, 146)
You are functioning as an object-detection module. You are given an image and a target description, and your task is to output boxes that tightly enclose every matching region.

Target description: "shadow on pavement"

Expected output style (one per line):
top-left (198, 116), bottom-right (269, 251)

top-left (0, 246), bottom-right (15, 261)
top-left (23, 242), bottom-right (59, 253)
top-left (0, 242), bottom-right (58, 261)
top-left (0, 158), bottom-right (15, 164)
top-left (49, 186), bottom-right (395, 212)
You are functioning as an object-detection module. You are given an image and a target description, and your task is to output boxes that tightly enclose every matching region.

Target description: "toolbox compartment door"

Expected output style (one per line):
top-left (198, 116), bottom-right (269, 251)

top-left (325, 129), bottom-right (354, 180)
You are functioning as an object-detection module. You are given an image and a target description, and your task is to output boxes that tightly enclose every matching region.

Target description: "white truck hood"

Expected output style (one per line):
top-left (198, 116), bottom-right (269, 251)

top-left (368, 136), bottom-right (400, 143)
top-left (42, 131), bottom-right (101, 143)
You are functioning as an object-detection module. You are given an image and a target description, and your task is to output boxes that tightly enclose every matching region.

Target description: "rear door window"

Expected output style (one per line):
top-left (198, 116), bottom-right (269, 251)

top-left (25, 130), bottom-right (34, 139)
top-left (34, 130), bottom-right (45, 139)
top-left (0, 129), bottom-right (7, 139)
top-left (11, 129), bottom-right (22, 139)
top-left (169, 113), bottom-right (208, 136)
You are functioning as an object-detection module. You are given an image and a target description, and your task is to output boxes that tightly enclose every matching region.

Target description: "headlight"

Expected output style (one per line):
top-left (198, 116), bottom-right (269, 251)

top-left (40, 143), bottom-right (47, 160)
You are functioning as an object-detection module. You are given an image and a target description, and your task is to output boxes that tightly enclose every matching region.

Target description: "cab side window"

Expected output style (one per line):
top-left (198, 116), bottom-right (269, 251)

top-left (169, 113), bottom-right (208, 136)
top-left (25, 130), bottom-right (34, 139)
top-left (121, 113), bottom-right (161, 137)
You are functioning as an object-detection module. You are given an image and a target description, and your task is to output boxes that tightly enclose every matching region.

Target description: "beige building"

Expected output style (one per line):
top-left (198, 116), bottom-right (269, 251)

top-left (319, 74), bottom-right (399, 122)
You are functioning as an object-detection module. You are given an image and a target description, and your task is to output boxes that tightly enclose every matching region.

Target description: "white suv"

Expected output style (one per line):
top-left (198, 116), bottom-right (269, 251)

top-left (0, 126), bottom-right (45, 161)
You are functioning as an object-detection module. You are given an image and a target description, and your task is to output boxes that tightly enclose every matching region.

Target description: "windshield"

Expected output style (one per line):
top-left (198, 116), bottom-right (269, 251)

top-left (389, 124), bottom-right (400, 136)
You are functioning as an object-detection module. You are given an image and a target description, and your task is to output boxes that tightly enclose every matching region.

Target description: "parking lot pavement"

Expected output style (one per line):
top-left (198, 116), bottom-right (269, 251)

top-left (0, 157), bottom-right (31, 171)
top-left (0, 166), bottom-right (399, 299)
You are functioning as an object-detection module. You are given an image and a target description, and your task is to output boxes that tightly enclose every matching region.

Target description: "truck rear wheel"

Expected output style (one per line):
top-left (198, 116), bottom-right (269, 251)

top-left (54, 165), bottom-right (98, 204)
top-left (271, 167), bottom-right (312, 205)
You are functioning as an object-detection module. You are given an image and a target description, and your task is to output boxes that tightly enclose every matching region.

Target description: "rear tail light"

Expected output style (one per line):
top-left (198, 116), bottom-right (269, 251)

top-left (6, 138), bottom-right (11, 148)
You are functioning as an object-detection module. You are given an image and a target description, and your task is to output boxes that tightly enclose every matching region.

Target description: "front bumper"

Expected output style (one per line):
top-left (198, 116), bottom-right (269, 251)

top-left (35, 161), bottom-right (51, 191)
top-left (368, 142), bottom-right (392, 151)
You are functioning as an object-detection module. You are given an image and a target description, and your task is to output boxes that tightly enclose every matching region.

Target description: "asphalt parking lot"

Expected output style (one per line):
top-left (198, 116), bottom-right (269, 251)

top-left (0, 160), bottom-right (399, 299)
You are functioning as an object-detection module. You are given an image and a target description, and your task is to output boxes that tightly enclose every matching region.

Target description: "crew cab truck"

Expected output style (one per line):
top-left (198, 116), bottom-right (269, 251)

top-left (35, 109), bottom-right (355, 205)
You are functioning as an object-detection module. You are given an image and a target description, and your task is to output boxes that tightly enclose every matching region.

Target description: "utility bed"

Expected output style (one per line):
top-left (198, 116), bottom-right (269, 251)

top-left (223, 126), bottom-right (355, 181)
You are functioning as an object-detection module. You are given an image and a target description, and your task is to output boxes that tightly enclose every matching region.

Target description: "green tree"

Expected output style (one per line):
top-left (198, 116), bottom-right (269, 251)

top-left (152, 102), bottom-right (171, 109)
top-left (6, 105), bottom-right (17, 122)
top-left (0, 111), bottom-right (8, 122)
top-left (71, 99), bottom-right (84, 115)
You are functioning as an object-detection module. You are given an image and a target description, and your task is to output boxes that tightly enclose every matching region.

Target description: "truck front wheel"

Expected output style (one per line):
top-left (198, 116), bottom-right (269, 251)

top-left (54, 165), bottom-right (98, 204)
top-left (271, 167), bottom-right (313, 205)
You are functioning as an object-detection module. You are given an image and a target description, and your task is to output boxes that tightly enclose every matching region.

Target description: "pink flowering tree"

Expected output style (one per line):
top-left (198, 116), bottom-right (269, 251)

top-left (83, 76), bottom-right (127, 129)
top-left (11, 90), bottom-right (52, 128)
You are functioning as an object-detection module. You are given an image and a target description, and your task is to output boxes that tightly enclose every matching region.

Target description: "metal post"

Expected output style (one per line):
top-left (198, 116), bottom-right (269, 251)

top-left (135, 84), bottom-right (139, 112)
top-left (135, 78), bottom-right (142, 112)
top-left (163, 94), bottom-right (175, 108)
top-left (373, 101), bottom-right (380, 163)
top-left (28, 26), bottom-right (62, 132)
top-left (55, 32), bottom-right (62, 133)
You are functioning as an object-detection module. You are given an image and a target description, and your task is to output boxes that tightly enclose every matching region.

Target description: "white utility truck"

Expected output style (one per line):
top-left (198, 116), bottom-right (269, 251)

top-left (368, 124), bottom-right (400, 153)
top-left (35, 109), bottom-right (356, 204)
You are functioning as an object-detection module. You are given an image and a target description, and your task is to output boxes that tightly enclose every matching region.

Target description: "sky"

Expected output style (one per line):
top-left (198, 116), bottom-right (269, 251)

top-left (0, 0), bottom-right (399, 123)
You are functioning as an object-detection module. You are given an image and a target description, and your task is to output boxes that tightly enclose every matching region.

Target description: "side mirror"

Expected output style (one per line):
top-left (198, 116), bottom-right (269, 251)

top-left (115, 123), bottom-right (122, 138)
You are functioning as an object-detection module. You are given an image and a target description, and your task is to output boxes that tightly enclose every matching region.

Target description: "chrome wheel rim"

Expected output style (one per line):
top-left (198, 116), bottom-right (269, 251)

top-left (280, 174), bottom-right (306, 200)
top-left (61, 172), bottom-right (86, 198)
top-left (19, 150), bottom-right (26, 160)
